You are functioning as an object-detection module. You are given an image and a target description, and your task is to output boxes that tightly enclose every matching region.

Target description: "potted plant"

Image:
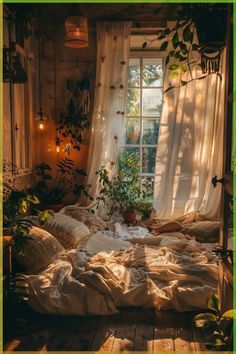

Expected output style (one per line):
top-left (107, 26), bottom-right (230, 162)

top-left (32, 157), bottom-right (92, 211)
top-left (193, 294), bottom-right (234, 351)
top-left (96, 151), bottom-right (145, 223)
top-left (3, 180), bottom-right (52, 255)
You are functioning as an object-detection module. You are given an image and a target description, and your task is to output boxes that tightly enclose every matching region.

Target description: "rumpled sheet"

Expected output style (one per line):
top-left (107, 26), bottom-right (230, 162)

top-left (21, 233), bottom-right (218, 316)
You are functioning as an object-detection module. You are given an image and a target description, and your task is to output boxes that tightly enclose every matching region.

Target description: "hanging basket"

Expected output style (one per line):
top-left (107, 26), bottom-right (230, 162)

top-left (64, 16), bottom-right (88, 48)
top-left (194, 5), bottom-right (227, 74)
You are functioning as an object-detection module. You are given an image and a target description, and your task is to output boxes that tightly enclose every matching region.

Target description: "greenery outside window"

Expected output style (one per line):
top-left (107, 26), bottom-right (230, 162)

top-left (122, 51), bottom-right (164, 200)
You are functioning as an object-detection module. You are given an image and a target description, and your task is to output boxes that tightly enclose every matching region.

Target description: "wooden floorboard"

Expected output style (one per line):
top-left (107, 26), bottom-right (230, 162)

top-left (4, 306), bottom-right (206, 352)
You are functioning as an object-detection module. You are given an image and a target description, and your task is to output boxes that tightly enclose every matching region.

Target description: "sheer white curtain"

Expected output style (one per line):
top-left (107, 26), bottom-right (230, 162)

top-left (153, 52), bottom-right (226, 219)
top-left (85, 22), bottom-right (131, 200)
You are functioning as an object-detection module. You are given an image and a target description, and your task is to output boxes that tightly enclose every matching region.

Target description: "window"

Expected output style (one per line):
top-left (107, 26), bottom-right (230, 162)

top-left (122, 51), bottom-right (164, 200)
top-left (3, 6), bottom-right (37, 173)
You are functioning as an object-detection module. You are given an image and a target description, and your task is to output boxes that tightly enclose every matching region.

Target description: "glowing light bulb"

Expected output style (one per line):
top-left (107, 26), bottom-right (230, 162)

top-left (75, 25), bottom-right (80, 37)
top-left (56, 145), bottom-right (60, 153)
top-left (39, 121), bottom-right (44, 130)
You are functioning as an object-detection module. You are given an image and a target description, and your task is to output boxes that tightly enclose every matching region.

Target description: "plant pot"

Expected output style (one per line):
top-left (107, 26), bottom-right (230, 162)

top-left (39, 203), bottom-right (64, 212)
top-left (194, 6), bottom-right (227, 49)
top-left (123, 209), bottom-right (137, 224)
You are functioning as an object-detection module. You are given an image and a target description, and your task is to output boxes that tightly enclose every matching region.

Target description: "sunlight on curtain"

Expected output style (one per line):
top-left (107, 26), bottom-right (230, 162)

top-left (153, 51), bottom-right (226, 219)
top-left (84, 22), bottom-right (131, 201)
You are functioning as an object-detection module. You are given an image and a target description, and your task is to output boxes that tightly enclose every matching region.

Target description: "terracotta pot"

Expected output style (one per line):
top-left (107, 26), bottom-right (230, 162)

top-left (123, 209), bottom-right (136, 224)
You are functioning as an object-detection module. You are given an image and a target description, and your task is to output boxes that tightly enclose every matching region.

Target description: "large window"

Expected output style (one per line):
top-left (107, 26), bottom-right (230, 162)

top-left (123, 52), bottom-right (164, 200)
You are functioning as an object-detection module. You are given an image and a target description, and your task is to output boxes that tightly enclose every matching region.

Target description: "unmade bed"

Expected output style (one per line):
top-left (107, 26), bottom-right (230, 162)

top-left (14, 208), bottom-right (220, 316)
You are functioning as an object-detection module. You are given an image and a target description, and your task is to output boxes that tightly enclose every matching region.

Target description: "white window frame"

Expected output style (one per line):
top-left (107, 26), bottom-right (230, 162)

top-left (123, 50), bottom-right (165, 198)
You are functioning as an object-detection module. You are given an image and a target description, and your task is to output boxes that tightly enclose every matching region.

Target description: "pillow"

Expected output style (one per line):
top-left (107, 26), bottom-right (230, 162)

top-left (41, 213), bottom-right (90, 249)
top-left (78, 231), bottom-right (132, 255)
top-left (183, 221), bottom-right (220, 243)
top-left (13, 227), bottom-right (65, 274)
top-left (61, 208), bottom-right (107, 233)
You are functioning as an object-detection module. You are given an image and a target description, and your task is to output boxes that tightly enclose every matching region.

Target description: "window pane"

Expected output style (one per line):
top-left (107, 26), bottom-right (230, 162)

top-left (128, 58), bottom-right (140, 87)
top-left (142, 89), bottom-right (162, 117)
top-left (126, 89), bottom-right (140, 116)
top-left (141, 176), bottom-right (155, 200)
top-left (123, 147), bottom-right (140, 173)
top-left (142, 119), bottom-right (160, 145)
top-left (143, 58), bottom-right (163, 87)
top-left (124, 118), bottom-right (140, 145)
top-left (142, 147), bottom-right (156, 174)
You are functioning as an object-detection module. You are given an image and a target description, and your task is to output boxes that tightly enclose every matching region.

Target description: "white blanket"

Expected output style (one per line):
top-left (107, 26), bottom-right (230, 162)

top-left (21, 233), bottom-right (218, 316)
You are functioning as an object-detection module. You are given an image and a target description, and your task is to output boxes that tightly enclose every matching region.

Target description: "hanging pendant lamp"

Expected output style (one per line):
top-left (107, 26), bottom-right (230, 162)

top-left (35, 14), bottom-right (48, 130)
top-left (64, 5), bottom-right (88, 48)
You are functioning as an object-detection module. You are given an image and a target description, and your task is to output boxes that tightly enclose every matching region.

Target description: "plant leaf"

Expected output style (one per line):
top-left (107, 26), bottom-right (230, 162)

top-left (172, 32), bottom-right (179, 49)
top-left (169, 64), bottom-right (179, 70)
top-left (208, 294), bottom-right (220, 313)
top-left (193, 313), bottom-right (217, 328)
top-left (165, 55), bottom-right (170, 65)
top-left (181, 80), bottom-right (187, 86)
top-left (180, 65), bottom-right (187, 72)
top-left (183, 25), bottom-right (193, 43)
top-left (164, 28), bottom-right (170, 35)
top-left (222, 309), bottom-right (235, 320)
top-left (160, 41), bottom-right (168, 51)
top-left (164, 86), bottom-right (173, 93)
top-left (192, 43), bottom-right (199, 51)
top-left (168, 71), bottom-right (179, 79)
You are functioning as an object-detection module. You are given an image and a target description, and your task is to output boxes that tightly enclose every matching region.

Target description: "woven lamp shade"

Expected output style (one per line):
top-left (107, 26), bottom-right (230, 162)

top-left (64, 16), bottom-right (88, 48)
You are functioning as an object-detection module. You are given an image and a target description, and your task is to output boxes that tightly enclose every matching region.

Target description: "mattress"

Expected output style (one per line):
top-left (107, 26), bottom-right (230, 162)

top-left (20, 230), bottom-right (219, 316)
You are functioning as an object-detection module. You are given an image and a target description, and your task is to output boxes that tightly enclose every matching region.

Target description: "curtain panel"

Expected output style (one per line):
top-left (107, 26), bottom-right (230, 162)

top-left (84, 22), bottom-right (131, 202)
top-left (153, 51), bottom-right (226, 219)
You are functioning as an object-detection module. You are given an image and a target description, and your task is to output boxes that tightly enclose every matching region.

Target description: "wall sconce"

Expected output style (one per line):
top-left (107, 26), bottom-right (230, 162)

top-left (64, 5), bottom-right (88, 48)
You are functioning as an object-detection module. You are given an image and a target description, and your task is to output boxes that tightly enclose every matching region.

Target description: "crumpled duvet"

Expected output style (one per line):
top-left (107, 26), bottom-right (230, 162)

top-left (22, 234), bottom-right (218, 316)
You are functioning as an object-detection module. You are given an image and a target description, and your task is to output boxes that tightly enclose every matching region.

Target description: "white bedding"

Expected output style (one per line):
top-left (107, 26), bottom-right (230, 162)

top-left (21, 231), bottom-right (218, 316)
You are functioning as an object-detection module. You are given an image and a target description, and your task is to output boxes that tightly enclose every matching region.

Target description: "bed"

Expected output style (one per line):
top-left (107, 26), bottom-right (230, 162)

top-left (14, 208), bottom-right (220, 316)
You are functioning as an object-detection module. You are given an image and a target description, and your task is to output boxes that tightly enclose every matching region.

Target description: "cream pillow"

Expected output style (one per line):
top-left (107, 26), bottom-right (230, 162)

top-left (42, 213), bottom-right (90, 249)
top-left (78, 231), bottom-right (131, 255)
top-left (13, 226), bottom-right (65, 274)
top-left (62, 208), bottom-right (107, 233)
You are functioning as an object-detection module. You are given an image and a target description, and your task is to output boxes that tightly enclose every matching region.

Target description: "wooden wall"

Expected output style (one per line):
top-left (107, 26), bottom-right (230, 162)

top-left (35, 4), bottom-right (96, 172)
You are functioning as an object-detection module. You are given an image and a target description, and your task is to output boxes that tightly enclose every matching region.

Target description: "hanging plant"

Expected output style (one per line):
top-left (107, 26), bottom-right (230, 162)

top-left (57, 78), bottom-right (90, 151)
top-left (143, 4), bottom-right (227, 92)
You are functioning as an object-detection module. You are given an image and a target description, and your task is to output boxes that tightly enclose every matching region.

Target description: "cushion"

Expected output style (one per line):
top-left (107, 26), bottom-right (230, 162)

top-left (13, 226), bottom-right (65, 274)
top-left (61, 208), bottom-right (107, 233)
top-left (78, 231), bottom-right (132, 255)
top-left (41, 213), bottom-right (90, 249)
top-left (183, 220), bottom-right (220, 243)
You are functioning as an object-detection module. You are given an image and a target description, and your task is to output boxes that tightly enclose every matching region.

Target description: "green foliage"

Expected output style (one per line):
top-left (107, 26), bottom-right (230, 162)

top-left (58, 78), bottom-right (90, 151)
top-left (33, 158), bottom-right (92, 205)
top-left (96, 150), bottom-right (145, 215)
top-left (3, 167), bottom-right (52, 254)
top-left (193, 294), bottom-right (233, 350)
top-left (135, 200), bottom-right (152, 219)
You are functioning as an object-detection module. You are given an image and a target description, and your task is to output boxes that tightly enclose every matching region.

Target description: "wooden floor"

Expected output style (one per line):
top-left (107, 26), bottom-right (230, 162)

top-left (4, 305), bottom-right (207, 352)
